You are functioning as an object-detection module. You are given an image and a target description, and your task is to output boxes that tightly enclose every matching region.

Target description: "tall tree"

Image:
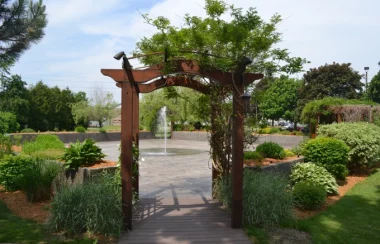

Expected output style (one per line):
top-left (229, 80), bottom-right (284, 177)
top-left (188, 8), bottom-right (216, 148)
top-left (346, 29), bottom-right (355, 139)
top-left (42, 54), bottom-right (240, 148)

top-left (368, 70), bottom-right (380, 103)
top-left (0, 0), bottom-right (47, 72)
top-left (298, 63), bottom-right (363, 111)
top-left (0, 74), bottom-right (29, 125)
top-left (260, 76), bottom-right (301, 125)
top-left (90, 87), bottom-right (117, 128)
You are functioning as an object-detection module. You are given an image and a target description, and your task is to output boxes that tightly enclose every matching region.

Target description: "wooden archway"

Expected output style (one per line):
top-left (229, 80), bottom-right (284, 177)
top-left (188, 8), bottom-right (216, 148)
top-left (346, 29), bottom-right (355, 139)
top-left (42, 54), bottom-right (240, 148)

top-left (101, 58), bottom-right (263, 230)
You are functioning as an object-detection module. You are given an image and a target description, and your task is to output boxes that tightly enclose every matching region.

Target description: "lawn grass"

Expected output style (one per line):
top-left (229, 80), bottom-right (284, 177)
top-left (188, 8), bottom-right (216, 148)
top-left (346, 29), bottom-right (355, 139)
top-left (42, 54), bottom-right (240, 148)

top-left (0, 200), bottom-right (95, 244)
top-left (297, 169), bottom-right (380, 244)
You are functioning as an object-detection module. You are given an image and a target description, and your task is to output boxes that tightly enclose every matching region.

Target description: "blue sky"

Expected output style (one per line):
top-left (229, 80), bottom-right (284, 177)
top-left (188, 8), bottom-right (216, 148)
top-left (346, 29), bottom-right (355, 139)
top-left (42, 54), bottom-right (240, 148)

top-left (10, 0), bottom-right (380, 103)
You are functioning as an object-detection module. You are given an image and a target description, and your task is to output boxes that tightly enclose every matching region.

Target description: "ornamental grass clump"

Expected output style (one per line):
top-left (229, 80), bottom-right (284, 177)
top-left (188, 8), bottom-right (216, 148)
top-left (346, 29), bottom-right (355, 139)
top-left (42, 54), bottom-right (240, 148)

top-left (290, 162), bottom-right (338, 195)
top-left (303, 137), bottom-right (349, 180)
top-left (318, 122), bottom-right (380, 170)
top-left (256, 142), bottom-right (285, 159)
top-left (48, 173), bottom-right (122, 237)
top-left (18, 159), bottom-right (62, 202)
top-left (214, 171), bottom-right (294, 227)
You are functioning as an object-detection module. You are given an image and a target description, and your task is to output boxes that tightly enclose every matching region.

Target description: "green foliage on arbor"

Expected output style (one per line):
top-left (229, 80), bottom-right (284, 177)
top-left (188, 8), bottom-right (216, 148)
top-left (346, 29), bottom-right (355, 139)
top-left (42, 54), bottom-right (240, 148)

top-left (303, 137), bottom-right (349, 180)
top-left (368, 70), bottom-right (380, 103)
top-left (301, 97), bottom-right (375, 123)
top-left (260, 76), bottom-right (301, 123)
top-left (0, 0), bottom-right (47, 72)
top-left (298, 63), bottom-right (364, 113)
top-left (0, 111), bottom-right (19, 133)
top-left (317, 122), bottom-right (380, 170)
top-left (135, 0), bottom-right (307, 74)
top-left (290, 162), bottom-right (338, 195)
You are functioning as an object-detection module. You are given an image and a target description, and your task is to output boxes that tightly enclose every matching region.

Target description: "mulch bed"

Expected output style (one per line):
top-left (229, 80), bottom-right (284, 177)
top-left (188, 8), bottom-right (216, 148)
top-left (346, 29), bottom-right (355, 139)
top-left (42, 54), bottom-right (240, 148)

top-left (244, 156), bottom-right (299, 167)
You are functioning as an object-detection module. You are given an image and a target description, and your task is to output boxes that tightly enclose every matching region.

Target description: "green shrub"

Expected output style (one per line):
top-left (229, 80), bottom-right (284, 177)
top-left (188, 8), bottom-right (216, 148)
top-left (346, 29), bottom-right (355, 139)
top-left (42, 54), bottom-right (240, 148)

top-left (293, 182), bottom-right (327, 210)
top-left (244, 151), bottom-right (264, 161)
top-left (256, 142), bottom-right (285, 159)
top-left (259, 127), bottom-right (271, 134)
top-left (48, 174), bottom-right (122, 237)
top-left (0, 155), bottom-right (33, 191)
top-left (269, 127), bottom-right (280, 134)
top-left (22, 134), bottom-right (65, 154)
top-left (0, 134), bottom-right (12, 159)
top-left (290, 162), bottom-right (338, 195)
top-left (29, 148), bottom-right (64, 160)
top-left (284, 149), bottom-right (296, 157)
top-left (215, 171), bottom-right (294, 227)
top-left (74, 126), bottom-right (86, 133)
top-left (278, 130), bottom-right (291, 135)
top-left (18, 160), bottom-right (62, 202)
top-left (173, 124), bottom-right (183, 131)
top-left (303, 137), bottom-right (349, 180)
top-left (318, 122), bottom-right (380, 170)
top-left (20, 128), bottom-right (36, 133)
top-left (99, 128), bottom-right (106, 133)
top-left (259, 121), bottom-right (268, 129)
top-left (0, 112), bottom-right (19, 133)
top-left (62, 139), bottom-right (105, 169)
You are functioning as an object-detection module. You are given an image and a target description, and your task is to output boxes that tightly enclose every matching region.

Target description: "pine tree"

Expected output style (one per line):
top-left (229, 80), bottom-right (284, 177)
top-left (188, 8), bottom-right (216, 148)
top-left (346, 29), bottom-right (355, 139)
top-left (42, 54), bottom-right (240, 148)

top-left (0, 0), bottom-right (47, 72)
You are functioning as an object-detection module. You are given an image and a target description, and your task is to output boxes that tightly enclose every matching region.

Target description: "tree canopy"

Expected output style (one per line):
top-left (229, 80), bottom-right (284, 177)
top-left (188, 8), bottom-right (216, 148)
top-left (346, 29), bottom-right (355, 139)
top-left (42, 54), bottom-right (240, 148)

top-left (298, 63), bottom-right (364, 111)
top-left (368, 70), bottom-right (380, 103)
top-left (260, 76), bottom-right (301, 124)
top-left (0, 0), bottom-right (47, 72)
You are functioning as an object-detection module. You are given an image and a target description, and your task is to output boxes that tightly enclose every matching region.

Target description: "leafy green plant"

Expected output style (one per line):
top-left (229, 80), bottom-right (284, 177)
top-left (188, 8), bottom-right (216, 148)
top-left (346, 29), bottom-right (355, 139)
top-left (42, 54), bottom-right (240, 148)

top-left (0, 155), bottom-right (33, 191)
top-left (0, 112), bottom-right (19, 133)
top-left (318, 122), bottom-right (380, 170)
top-left (256, 142), bottom-right (285, 159)
top-left (99, 128), bottom-right (106, 133)
top-left (17, 160), bottom-right (62, 202)
top-left (215, 171), bottom-right (294, 227)
top-left (244, 151), bottom-right (264, 161)
top-left (0, 134), bottom-right (12, 159)
top-left (48, 174), bottom-right (123, 237)
top-left (293, 182), bottom-right (327, 210)
top-left (74, 126), bottom-right (86, 133)
top-left (284, 149), bottom-right (296, 157)
top-left (22, 134), bottom-right (65, 154)
top-left (303, 137), bottom-right (349, 180)
top-left (20, 128), bottom-right (36, 133)
top-left (290, 162), bottom-right (338, 195)
top-left (62, 139), bottom-right (105, 169)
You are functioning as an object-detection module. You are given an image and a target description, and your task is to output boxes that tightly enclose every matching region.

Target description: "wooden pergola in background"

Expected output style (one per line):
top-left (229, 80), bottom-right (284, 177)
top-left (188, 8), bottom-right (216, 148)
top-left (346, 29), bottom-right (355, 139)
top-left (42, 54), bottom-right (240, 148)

top-left (101, 54), bottom-right (263, 230)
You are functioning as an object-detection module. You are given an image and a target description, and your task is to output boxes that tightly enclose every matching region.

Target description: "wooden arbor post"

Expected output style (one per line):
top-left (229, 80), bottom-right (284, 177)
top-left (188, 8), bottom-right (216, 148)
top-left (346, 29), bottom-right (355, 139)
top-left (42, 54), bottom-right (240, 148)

top-left (101, 58), bottom-right (262, 230)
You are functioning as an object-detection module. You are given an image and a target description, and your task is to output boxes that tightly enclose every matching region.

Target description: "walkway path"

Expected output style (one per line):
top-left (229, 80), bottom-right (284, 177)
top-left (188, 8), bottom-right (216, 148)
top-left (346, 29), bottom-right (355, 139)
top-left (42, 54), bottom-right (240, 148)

top-left (98, 140), bottom-right (251, 243)
top-left (118, 196), bottom-right (251, 244)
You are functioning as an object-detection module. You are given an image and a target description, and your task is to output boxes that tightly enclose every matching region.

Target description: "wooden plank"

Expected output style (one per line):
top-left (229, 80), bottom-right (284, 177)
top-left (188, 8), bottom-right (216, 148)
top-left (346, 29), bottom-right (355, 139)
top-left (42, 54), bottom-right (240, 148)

top-left (121, 82), bottom-right (133, 230)
top-left (132, 88), bottom-right (139, 195)
top-left (231, 73), bottom-right (244, 228)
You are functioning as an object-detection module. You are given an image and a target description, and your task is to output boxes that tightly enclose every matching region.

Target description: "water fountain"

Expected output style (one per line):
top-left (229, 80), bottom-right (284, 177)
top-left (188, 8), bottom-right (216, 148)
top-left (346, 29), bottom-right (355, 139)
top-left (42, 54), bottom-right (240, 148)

top-left (139, 106), bottom-right (205, 157)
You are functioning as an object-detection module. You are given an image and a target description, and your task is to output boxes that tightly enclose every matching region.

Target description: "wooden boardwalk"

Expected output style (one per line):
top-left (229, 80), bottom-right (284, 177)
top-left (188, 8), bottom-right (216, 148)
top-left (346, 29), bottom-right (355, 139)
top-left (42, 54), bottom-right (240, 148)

top-left (118, 196), bottom-right (252, 244)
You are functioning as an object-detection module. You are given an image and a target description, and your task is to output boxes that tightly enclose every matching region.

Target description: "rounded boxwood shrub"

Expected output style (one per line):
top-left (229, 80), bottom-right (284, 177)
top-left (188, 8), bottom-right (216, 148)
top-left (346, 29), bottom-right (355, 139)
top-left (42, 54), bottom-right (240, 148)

top-left (303, 137), bottom-right (349, 180)
top-left (318, 122), bottom-right (380, 170)
top-left (256, 142), bottom-right (285, 159)
top-left (75, 126), bottom-right (86, 133)
top-left (293, 182), bottom-right (327, 210)
top-left (20, 128), bottom-right (36, 133)
top-left (290, 162), bottom-right (338, 195)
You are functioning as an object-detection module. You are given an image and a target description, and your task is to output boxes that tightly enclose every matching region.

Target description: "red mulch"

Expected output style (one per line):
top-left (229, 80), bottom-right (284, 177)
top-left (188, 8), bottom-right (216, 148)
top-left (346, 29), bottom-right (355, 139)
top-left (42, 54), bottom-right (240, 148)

top-left (244, 156), bottom-right (299, 167)
top-left (86, 160), bottom-right (118, 169)
top-left (11, 145), bottom-right (22, 153)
